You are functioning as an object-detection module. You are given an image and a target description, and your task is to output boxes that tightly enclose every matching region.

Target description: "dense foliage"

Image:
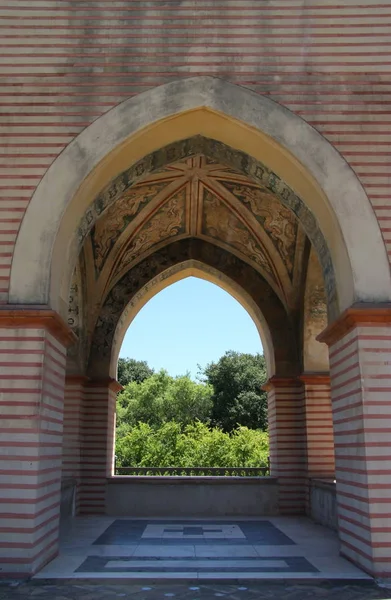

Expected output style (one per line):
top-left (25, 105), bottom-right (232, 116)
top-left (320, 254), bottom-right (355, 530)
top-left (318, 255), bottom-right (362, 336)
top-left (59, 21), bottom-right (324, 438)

top-left (115, 352), bottom-right (269, 469)
top-left (117, 358), bottom-right (155, 387)
top-left (116, 369), bottom-right (213, 438)
top-left (201, 351), bottom-right (268, 432)
top-left (116, 421), bottom-right (269, 470)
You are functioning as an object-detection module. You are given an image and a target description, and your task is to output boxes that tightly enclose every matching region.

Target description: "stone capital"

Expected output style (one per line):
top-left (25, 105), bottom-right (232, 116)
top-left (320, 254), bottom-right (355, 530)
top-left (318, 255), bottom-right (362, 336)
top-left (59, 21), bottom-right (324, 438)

top-left (0, 306), bottom-right (76, 347)
top-left (65, 375), bottom-right (90, 385)
top-left (86, 378), bottom-right (123, 394)
top-left (299, 373), bottom-right (330, 386)
top-left (317, 302), bottom-right (391, 346)
top-left (262, 375), bottom-right (302, 392)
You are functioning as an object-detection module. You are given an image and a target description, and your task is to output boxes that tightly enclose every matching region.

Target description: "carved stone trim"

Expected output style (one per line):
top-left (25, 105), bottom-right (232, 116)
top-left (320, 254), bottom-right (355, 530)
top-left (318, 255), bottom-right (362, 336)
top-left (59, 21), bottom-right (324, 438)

top-left (0, 307), bottom-right (76, 347)
top-left (77, 136), bottom-right (337, 315)
top-left (88, 238), bottom-right (299, 377)
top-left (317, 303), bottom-right (391, 346)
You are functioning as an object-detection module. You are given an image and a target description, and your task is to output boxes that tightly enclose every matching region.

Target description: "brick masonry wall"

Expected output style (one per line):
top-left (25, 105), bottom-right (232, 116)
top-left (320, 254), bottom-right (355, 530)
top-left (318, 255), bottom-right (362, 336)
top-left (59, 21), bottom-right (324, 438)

top-left (329, 324), bottom-right (391, 578)
top-left (302, 377), bottom-right (335, 513)
top-left (62, 377), bottom-right (86, 514)
top-left (79, 382), bottom-right (116, 514)
top-left (302, 377), bottom-right (335, 478)
top-left (0, 0), bottom-right (391, 302)
top-left (267, 381), bottom-right (307, 514)
top-left (0, 328), bottom-right (66, 576)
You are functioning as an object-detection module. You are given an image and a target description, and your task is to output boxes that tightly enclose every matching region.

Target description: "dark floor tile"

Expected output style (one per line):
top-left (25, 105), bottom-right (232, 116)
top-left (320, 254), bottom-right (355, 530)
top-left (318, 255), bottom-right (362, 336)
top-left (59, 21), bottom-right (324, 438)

top-left (75, 554), bottom-right (318, 574)
top-left (93, 520), bottom-right (295, 547)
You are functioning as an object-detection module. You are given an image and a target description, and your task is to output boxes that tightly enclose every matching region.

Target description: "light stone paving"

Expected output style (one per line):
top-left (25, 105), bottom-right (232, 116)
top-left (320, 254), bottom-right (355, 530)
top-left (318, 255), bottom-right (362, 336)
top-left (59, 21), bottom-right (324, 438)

top-left (33, 517), bottom-right (371, 581)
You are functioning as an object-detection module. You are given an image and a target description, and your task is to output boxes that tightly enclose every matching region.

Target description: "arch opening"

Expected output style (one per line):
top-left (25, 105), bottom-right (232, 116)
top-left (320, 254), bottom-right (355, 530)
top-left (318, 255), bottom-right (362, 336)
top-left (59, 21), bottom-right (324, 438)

top-left (85, 237), bottom-right (299, 381)
top-left (112, 262), bottom-right (273, 380)
top-left (9, 77), bottom-right (391, 327)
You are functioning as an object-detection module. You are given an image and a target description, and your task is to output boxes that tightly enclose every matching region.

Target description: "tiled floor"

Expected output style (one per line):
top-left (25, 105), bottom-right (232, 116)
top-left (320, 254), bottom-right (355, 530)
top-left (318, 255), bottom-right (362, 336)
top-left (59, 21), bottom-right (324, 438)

top-left (33, 517), bottom-right (371, 581)
top-left (2, 580), bottom-right (390, 600)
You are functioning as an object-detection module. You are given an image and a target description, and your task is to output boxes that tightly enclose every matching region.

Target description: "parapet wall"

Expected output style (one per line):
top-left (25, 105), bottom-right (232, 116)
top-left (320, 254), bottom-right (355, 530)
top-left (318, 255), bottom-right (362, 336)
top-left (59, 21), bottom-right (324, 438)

top-left (106, 477), bottom-right (279, 517)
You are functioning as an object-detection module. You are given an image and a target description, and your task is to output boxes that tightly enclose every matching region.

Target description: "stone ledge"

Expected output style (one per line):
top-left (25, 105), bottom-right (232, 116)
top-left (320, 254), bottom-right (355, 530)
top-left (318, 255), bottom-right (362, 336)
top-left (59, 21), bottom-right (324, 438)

top-left (0, 306), bottom-right (76, 347)
top-left (311, 478), bottom-right (336, 492)
top-left (317, 303), bottom-right (391, 346)
top-left (107, 476), bottom-right (278, 486)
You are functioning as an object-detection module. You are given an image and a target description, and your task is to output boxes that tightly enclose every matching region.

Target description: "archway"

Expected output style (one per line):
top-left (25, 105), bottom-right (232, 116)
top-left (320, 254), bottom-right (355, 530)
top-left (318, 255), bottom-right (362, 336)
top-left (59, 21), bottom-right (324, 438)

top-left (110, 260), bottom-right (275, 380)
top-left (113, 272), bottom-right (268, 474)
top-left (10, 77), bottom-right (391, 318)
top-left (4, 77), bottom-right (391, 579)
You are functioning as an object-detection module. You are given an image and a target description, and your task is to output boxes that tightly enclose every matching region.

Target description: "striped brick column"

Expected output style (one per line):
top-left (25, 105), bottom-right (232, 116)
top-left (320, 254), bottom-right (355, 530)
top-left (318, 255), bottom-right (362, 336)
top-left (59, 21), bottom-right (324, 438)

top-left (301, 373), bottom-right (335, 481)
top-left (62, 376), bottom-right (87, 515)
top-left (319, 306), bottom-right (391, 578)
top-left (0, 310), bottom-right (73, 578)
top-left (79, 379), bottom-right (121, 514)
top-left (300, 374), bottom-right (335, 514)
top-left (265, 377), bottom-right (306, 514)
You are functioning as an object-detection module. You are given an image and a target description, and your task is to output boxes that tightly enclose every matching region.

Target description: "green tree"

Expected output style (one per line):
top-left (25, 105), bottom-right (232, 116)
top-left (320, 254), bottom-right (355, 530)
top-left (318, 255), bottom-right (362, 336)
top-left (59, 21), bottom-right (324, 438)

top-left (117, 358), bottom-right (154, 387)
top-left (201, 351), bottom-right (268, 432)
top-left (116, 369), bottom-right (213, 434)
top-left (116, 421), bottom-right (184, 469)
top-left (115, 421), bottom-right (269, 470)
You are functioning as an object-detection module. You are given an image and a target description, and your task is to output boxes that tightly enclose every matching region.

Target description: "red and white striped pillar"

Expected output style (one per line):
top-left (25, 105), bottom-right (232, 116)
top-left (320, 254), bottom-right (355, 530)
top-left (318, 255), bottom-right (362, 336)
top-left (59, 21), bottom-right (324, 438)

top-left (0, 310), bottom-right (73, 578)
top-left (300, 374), bottom-right (335, 513)
top-left (301, 374), bottom-right (335, 477)
top-left (79, 379), bottom-right (122, 515)
top-left (62, 376), bottom-right (88, 515)
top-left (264, 377), bottom-right (307, 514)
top-left (319, 306), bottom-right (391, 578)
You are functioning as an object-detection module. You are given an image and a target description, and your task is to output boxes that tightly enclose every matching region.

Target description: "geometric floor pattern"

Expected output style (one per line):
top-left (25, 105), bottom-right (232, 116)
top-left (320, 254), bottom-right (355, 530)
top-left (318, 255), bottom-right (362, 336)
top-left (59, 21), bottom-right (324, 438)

top-left (33, 517), bottom-right (372, 581)
top-left (76, 555), bottom-right (318, 575)
top-left (2, 581), bottom-right (390, 600)
top-left (93, 520), bottom-right (296, 546)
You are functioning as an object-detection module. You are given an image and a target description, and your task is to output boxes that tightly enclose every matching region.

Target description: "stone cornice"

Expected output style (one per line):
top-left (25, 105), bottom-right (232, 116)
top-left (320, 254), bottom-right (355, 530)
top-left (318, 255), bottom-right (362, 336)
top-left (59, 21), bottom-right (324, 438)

top-left (317, 303), bottom-right (391, 346)
top-left (299, 373), bottom-right (330, 385)
top-left (86, 378), bottom-right (123, 393)
top-left (262, 376), bottom-right (302, 392)
top-left (65, 375), bottom-right (90, 385)
top-left (0, 306), bottom-right (76, 348)
top-left (263, 373), bottom-right (331, 391)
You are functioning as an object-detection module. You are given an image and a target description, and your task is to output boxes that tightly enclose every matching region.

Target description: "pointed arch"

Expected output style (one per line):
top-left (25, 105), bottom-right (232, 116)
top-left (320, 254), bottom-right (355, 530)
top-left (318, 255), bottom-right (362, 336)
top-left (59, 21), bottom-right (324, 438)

top-left (87, 239), bottom-right (298, 380)
top-left (109, 260), bottom-right (274, 379)
top-left (10, 77), bottom-right (391, 321)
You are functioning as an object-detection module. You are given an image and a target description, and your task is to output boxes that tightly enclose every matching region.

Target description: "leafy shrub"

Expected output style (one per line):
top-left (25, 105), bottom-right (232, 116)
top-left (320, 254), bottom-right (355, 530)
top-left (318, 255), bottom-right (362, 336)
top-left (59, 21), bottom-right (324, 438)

top-left (116, 421), bottom-right (269, 470)
top-left (117, 370), bottom-right (213, 430)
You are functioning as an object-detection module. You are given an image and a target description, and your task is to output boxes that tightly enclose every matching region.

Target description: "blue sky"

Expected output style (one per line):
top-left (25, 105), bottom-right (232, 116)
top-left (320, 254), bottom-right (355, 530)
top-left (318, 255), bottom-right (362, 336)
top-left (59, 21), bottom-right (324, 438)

top-left (120, 276), bottom-right (263, 379)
